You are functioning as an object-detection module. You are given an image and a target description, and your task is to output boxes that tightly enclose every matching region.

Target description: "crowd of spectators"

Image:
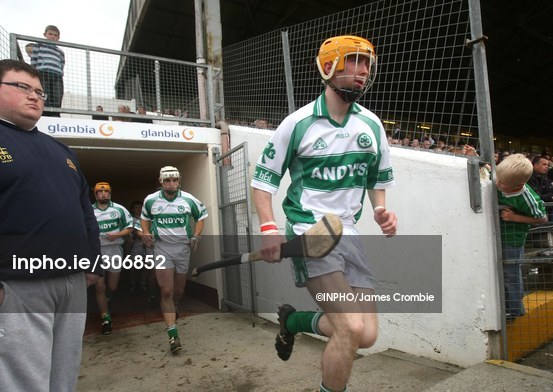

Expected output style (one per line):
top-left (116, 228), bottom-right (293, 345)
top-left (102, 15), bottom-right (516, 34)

top-left (387, 131), bottom-right (481, 156)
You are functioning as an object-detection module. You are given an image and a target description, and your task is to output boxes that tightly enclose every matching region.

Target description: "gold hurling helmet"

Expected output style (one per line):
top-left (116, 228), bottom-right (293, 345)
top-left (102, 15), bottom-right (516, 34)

top-left (316, 35), bottom-right (377, 103)
top-left (93, 182), bottom-right (111, 192)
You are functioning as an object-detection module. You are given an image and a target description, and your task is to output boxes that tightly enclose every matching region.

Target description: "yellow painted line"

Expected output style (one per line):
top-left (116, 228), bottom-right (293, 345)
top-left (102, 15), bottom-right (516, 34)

top-left (486, 359), bottom-right (553, 380)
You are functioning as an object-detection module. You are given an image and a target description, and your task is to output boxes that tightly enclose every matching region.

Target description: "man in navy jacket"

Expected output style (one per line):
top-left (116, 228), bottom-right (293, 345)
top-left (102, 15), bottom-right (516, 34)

top-left (0, 59), bottom-right (101, 392)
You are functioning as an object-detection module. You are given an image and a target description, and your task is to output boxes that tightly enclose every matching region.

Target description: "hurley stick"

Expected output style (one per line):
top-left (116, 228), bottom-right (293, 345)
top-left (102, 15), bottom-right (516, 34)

top-left (191, 213), bottom-right (342, 277)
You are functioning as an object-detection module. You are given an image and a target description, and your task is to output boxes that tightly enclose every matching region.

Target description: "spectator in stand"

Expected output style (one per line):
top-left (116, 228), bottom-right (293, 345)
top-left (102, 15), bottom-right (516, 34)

top-left (134, 105), bottom-right (153, 124)
top-left (113, 104), bottom-right (131, 122)
top-left (24, 43), bottom-right (34, 59)
top-left (499, 150), bottom-right (511, 163)
top-left (496, 154), bottom-right (547, 320)
top-left (253, 119), bottom-right (269, 129)
top-left (421, 138), bottom-right (432, 149)
top-left (30, 25), bottom-right (65, 117)
top-left (422, 132), bottom-right (435, 145)
top-left (435, 137), bottom-right (447, 152)
top-left (92, 105), bottom-right (109, 121)
top-left (411, 138), bottom-right (420, 149)
top-left (528, 155), bottom-right (553, 220)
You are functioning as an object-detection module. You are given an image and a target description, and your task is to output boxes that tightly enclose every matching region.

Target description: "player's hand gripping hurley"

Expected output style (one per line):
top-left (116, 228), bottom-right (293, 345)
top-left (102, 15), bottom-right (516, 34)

top-left (191, 213), bottom-right (343, 277)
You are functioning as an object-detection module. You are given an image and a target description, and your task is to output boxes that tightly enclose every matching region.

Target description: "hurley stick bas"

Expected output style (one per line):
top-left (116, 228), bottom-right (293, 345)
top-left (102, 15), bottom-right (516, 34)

top-left (191, 213), bottom-right (343, 277)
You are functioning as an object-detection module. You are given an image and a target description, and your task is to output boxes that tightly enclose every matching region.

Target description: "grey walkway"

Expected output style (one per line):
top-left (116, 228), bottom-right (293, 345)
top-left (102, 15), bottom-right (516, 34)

top-left (77, 312), bottom-right (553, 392)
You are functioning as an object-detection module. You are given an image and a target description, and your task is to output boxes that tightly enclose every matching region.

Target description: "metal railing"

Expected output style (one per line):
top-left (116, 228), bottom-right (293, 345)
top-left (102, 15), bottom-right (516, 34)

top-left (8, 33), bottom-right (218, 127)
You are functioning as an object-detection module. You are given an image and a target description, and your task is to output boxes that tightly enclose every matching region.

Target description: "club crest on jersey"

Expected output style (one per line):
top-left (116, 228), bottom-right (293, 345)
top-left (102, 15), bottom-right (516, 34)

top-left (178, 205), bottom-right (185, 212)
top-left (261, 142), bottom-right (276, 164)
top-left (110, 212), bottom-right (117, 218)
top-left (0, 147), bottom-right (13, 164)
top-left (313, 138), bottom-right (328, 150)
top-left (357, 133), bottom-right (373, 149)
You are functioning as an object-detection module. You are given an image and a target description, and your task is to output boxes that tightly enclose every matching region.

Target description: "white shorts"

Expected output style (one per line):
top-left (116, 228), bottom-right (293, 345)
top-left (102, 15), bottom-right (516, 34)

top-left (286, 221), bottom-right (376, 289)
top-left (154, 242), bottom-right (190, 274)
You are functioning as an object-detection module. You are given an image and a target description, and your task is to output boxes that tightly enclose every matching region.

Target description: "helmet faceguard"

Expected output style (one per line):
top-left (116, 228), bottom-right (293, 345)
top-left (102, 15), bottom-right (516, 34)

top-left (159, 166), bottom-right (180, 195)
top-left (94, 182), bottom-right (111, 203)
top-left (316, 35), bottom-right (377, 103)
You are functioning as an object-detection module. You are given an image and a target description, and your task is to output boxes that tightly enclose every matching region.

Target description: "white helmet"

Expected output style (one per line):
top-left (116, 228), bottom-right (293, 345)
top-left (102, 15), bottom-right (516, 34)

top-left (159, 166), bottom-right (180, 182)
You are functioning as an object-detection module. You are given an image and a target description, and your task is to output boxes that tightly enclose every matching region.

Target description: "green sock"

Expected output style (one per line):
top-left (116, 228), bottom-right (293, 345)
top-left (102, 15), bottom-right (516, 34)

top-left (101, 313), bottom-right (111, 322)
top-left (285, 311), bottom-right (323, 335)
top-left (167, 325), bottom-right (178, 339)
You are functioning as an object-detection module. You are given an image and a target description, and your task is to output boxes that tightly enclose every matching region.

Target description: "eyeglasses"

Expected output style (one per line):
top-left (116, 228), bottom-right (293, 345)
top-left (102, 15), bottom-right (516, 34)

top-left (0, 81), bottom-right (47, 101)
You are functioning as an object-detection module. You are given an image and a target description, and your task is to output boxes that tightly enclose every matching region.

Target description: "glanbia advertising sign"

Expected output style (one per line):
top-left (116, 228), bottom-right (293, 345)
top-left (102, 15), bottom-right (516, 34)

top-left (37, 117), bottom-right (220, 144)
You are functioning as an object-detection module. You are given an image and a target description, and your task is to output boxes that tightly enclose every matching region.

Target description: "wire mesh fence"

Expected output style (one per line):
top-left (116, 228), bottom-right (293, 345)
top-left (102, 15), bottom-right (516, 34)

top-left (0, 25), bottom-right (9, 60)
top-left (222, 0), bottom-right (479, 153)
top-left (501, 201), bottom-right (553, 370)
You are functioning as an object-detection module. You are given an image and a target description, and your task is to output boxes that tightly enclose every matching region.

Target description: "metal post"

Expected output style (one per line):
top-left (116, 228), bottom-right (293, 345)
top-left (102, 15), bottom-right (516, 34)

top-left (205, 0), bottom-right (224, 121)
top-left (154, 60), bottom-right (161, 113)
top-left (9, 33), bottom-right (18, 60)
top-left (195, 0), bottom-right (208, 121)
top-left (468, 0), bottom-right (505, 360)
top-left (206, 66), bottom-right (215, 127)
top-left (85, 49), bottom-right (92, 111)
top-left (281, 30), bottom-right (296, 114)
top-left (468, 3), bottom-right (494, 165)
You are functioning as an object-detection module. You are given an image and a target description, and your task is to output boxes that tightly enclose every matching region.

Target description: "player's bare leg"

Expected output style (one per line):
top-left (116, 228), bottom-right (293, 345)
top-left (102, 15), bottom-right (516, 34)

top-left (306, 271), bottom-right (378, 391)
top-left (173, 272), bottom-right (187, 318)
top-left (156, 268), bottom-right (176, 326)
top-left (106, 271), bottom-right (121, 295)
top-left (156, 267), bottom-right (181, 353)
top-left (315, 287), bottom-right (378, 348)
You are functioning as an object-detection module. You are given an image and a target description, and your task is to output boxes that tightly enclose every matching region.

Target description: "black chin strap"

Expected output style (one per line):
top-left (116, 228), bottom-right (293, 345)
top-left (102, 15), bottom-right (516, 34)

top-left (328, 82), bottom-right (363, 104)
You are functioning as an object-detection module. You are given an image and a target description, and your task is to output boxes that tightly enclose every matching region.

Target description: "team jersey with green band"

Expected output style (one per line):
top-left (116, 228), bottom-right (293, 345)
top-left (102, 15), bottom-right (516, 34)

top-left (498, 184), bottom-right (546, 247)
top-left (92, 201), bottom-right (133, 247)
top-left (251, 94), bottom-right (395, 225)
top-left (141, 190), bottom-right (208, 244)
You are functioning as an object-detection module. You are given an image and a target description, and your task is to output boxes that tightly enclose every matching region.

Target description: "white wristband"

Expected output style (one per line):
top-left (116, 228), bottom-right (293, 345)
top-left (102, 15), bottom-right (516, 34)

top-left (373, 206), bottom-right (385, 212)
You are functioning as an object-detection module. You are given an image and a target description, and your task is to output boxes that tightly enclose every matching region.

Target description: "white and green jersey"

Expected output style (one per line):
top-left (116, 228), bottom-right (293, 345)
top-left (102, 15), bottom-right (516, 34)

top-left (251, 94), bottom-right (395, 225)
top-left (141, 189), bottom-right (208, 244)
top-left (92, 201), bottom-right (133, 247)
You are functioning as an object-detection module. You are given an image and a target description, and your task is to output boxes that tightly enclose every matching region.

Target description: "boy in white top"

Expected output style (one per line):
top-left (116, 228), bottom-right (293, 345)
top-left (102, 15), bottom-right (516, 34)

top-left (141, 166), bottom-right (208, 354)
top-left (251, 35), bottom-right (397, 392)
